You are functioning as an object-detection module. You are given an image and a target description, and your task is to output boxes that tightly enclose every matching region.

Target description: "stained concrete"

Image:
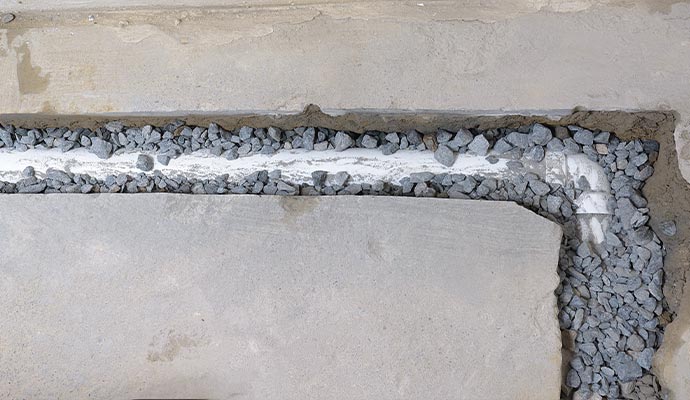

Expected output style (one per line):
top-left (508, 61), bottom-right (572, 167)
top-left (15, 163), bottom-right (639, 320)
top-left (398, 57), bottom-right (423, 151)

top-left (655, 293), bottom-right (690, 400)
top-left (2, 1), bottom-right (690, 181)
top-left (0, 195), bottom-right (562, 399)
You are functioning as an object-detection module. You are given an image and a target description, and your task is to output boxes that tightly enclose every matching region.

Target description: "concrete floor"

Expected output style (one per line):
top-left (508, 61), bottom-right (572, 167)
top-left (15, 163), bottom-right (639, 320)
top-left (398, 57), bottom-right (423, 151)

top-left (0, 195), bottom-right (562, 399)
top-left (1, 0), bottom-right (690, 397)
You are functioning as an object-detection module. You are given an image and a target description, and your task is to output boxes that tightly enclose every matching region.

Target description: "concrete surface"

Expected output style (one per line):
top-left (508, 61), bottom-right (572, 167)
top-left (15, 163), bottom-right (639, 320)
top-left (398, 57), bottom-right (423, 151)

top-left (2, 1), bottom-right (690, 182)
top-left (2, 0), bottom-right (690, 397)
top-left (0, 195), bottom-right (562, 399)
top-left (655, 283), bottom-right (690, 399)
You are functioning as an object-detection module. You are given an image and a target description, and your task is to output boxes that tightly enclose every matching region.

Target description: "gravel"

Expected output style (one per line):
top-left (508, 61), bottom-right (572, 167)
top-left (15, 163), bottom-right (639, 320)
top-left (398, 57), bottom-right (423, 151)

top-left (380, 142), bottom-right (399, 155)
top-left (467, 134), bottom-right (490, 156)
top-left (434, 144), bottom-right (455, 167)
top-left (529, 124), bottom-right (553, 146)
top-left (136, 154), bottom-right (154, 171)
top-left (361, 134), bottom-right (378, 149)
top-left (0, 121), bottom-right (622, 172)
top-left (573, 129), bottom-right (595, 146)
top-left (452, 128), bottom-right (474, 147)
top-left (0, 120), bottom-right (667, 399)
top-left (334, 131), bottom-right (354, 152)
top-left (89, 137), bottom-right (113, 159)
top-left (659, 220), bottom-right (677, 236)
top-left (157, 154), bottom-right (171, 166)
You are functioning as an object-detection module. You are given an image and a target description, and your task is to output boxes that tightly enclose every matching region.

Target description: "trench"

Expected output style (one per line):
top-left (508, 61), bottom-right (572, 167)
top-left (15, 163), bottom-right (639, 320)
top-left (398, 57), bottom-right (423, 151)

top-left (0, 107), bottom-right (687, 400)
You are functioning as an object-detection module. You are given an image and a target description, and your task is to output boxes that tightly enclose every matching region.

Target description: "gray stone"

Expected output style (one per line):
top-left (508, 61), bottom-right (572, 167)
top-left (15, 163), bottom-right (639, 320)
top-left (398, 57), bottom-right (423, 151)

top-left (384, 132), bottom-right (399, 144)
top-left (574, 129), bottom-right (594, 145)
top-left (311, 170), bottom-right (327, 187)
top-left (313, 141), bottom-right (328, 151)
top-left (546, 195), bottom-right (563, 215)
top-left (0, 129), bottom-right (13, 147)
top-left (436, 130), bottom-right (453, 143)
top-left (456, 177), bottom-right (477, 193)
top-left (564, 138), bottom-right (581, 154)
top-left (105, 121), bottom-right (124, 133)
top-left (46, 168), bottom-right (72, 184)
top-left (567, 369), bottom-right (582, 388)
top-left (524, 145), bottom-right (545, 162)
top-left (505, 132), bottom-right (530, 149)
top-left (610, 353), bottom-right (643, 382)
top-left (529, 124), bottom-right (552, 146)
top-left (493, 139), bottom-right (513, 154)
top-left (594, 131), bottom-right (610, 143)
top-left (239, 126), bottom-right (254, 141)
top-left (634, 166), bottom-right (654, 181)
top-left (136, 154), bottom-right (154, 171)
top-left (409, 172), bottom-right (435, 183)
top-left (452, 128), bottom-right (474, 147)
top-left (225, 148), bottom-right (239, 160)
top-left (89, 137), bottom-right (113, 159)
top-left (380, 142), bottom-right (399, 155)
top-left (361, 135), bottom-right (378, 149)
top-left (18, 182), bottom-right (47, 193)
top-left (21, 166), bottom-right (35, 178)
top-left (659, 220), bottom-right (677, 236)
top-left (302, 128), bottom-right (316, 150)
top-left (467, 134), bottom-right (490, 156)
top-left (332, 171), bottom-right (350, 187)
top-left (334, 131), bottom-right (354, 152)
top-left (546, 138), bottom-right (565, 152)
top-left (579, 342), bottom-right (598, 357)
top-left (405, 130), bottom-right (422, 145)
top-left (506, 160), bottom-right (524, 169)
top-left (238, 143), bottom-right (252, 156)
top-left (632, 226), bottom-right (654, 245)
top-left (636, 348), bottom-right (653, 370)
top-left (413, 182), bottom-right (436, 197)
top-left (529, 180), bottom-right (551, 196)
top-left (267, 127), bottom-right (282, 142)
top-left (0, 195), bottom-right (563, 400)
top-left (434, 145), bottom-right (455, 167)
top-left (276, 181), bottom-right (296, 194)
top-left (626, 334), bottom-right (645, 352)
top-left (157, 154), bottom-right (171, 166)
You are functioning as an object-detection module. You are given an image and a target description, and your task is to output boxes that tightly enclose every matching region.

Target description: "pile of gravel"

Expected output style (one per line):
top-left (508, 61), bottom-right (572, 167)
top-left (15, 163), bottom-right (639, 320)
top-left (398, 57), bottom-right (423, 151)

top-left (1, 121), bottom-right (585, 168)
top-left (0, 121), bottom-right (666, 399)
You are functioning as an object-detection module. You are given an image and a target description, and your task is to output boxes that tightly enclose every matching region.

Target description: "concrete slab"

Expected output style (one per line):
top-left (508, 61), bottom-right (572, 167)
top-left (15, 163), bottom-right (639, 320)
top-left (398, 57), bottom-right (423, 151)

top-left (0, 195), bottom-right (562, 399)
top-left (655, 286), bottom-right (690, 399)
top-left (2, 2), bottom-right (690, 181)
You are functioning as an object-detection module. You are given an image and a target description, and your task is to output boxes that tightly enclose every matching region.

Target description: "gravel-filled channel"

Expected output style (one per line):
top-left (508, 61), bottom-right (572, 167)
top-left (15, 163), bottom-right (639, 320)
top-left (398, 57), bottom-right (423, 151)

top-left (0, 121), bottom-right (667, 399)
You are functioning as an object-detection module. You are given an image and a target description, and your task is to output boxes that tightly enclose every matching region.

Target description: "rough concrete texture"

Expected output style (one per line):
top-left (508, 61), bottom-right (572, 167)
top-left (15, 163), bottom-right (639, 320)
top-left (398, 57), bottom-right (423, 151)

top-left (655, 298), bottom-right (690, 400)
top-left (0, 195), bottom-right (563, 400)
top-left (2, 0), bottom-right (690, 181)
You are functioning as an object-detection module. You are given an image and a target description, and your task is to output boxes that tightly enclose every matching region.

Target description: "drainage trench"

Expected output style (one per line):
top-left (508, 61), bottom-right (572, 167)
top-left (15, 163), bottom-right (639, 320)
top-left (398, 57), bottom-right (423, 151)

top-left (0, 111), bottom-right (675, 400)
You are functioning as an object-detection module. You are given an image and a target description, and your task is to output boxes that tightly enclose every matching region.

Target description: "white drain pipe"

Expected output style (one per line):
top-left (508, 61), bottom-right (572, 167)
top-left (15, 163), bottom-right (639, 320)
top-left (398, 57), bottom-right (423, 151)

top-left (0, 147), bottom-right (611, 245)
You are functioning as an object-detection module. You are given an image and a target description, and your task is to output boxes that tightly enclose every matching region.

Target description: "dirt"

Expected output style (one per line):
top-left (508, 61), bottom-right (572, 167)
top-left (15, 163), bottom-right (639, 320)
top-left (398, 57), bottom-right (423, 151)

top-left (1, 106), bottom-right (688, 316)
